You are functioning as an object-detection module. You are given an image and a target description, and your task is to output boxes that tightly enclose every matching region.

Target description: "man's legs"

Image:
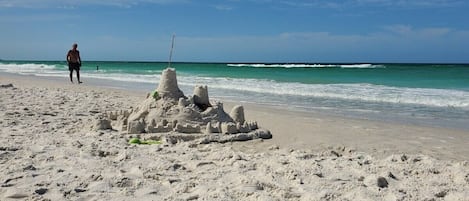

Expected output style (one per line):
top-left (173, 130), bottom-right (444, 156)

top-left (77, 70), bottom-right (82, 84)
top-left (69, 70), bottom-right (74, 83)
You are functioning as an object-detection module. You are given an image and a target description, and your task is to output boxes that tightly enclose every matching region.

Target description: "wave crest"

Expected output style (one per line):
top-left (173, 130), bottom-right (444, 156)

top-left (227, 63), bottom-right (385, 69)
top-left (0, 63), bottom-right (59, 74)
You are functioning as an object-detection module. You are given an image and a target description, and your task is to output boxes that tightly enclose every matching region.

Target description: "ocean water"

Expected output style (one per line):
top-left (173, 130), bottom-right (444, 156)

top-left (1, 61), bottom-right (469, 130)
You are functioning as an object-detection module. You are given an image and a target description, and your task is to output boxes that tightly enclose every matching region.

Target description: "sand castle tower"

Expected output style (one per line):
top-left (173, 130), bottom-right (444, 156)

top-left (193, 85), bottom-right (211, 110)
top-left (229, 105), bottom-right (245, 123)
top-left (156, 68), bottom-right (185, 100)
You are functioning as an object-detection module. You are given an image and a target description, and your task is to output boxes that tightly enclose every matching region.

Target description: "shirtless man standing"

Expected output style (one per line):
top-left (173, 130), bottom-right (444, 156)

top-left (66, 43), bottom-right (82, 83)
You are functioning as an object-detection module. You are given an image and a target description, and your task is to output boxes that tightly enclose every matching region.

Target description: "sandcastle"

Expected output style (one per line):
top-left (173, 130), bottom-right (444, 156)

top-left (102, 68), bottom-right (272, 143)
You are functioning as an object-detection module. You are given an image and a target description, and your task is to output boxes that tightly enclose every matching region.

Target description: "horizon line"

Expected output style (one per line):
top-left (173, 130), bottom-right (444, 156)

top-left (1, 59), bottom-right (469, 65)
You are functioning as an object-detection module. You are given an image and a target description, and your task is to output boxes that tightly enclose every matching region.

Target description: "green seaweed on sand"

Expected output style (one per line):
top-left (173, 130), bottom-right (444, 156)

top-left (129, 137), bottom-right (161, 145)
top-left (129, 138), bottom-right (141, 144)
top-left (140, 140), bottom-right (162, 145)
top-left (150, 90), bottom-right (159, 100)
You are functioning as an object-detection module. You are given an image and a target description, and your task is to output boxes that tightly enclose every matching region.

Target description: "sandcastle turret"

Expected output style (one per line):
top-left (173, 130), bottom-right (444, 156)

top-left (156, 68), bottom-right (185, 100)
top-left (193, 85), bottom-right (211, 110)
top-left (229, 105), bottom-right (245, 123)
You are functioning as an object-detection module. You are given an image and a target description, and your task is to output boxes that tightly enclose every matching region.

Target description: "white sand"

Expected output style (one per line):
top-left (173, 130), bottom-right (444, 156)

top-left (1, 74), bottom-right (468, 200)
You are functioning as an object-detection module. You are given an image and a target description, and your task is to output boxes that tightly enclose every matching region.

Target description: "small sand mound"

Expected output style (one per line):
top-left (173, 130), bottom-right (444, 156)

top-left (104, 68), bottom-right (272, 143)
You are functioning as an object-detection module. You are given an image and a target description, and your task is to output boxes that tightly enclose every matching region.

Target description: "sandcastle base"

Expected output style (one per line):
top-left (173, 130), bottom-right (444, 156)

top-left (125, 129), bottom-right (272, 144)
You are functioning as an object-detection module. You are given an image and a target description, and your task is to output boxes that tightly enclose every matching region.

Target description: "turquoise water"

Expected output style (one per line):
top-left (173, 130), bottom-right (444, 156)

top-left (76, 62), bottom-right (469, 90)
top-left (1, 61), bottom-right (469, 130)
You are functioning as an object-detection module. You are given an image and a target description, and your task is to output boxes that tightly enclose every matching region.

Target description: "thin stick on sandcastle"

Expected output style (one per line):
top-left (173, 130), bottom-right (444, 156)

top-left (99, 69), bottom-right (272, 144)
top-left (168, 34), bottom-right (175, 68)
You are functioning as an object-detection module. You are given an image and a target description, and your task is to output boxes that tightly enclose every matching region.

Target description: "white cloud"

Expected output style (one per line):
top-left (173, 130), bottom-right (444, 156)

top-left (279, 1), bottom-right (314, 7)
top-left (168, 26), bottom-right (468, 62)
top-left (384, 24), bottom-right (414, 35)
top-left (0, 0), bottom-right (189, 8)
top-left (384, 24), bottom-right (451, 38)
top-left (2, 0), bottom-right (464, 9)
top-left (1, 21), bottom-right (468, 62)
top-left (213, 4), bottom-right (234, 11)
top-left (419, 28), bottom-right (451, 37)
top-left (355, 0), bottom-right (465, 7)
top-left (0, 13), bottom-right (81, 22)
top-left (283, 0), bottom-right (466, 9)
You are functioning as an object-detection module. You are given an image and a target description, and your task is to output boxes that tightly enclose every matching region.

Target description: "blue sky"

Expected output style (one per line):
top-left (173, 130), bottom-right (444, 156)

top-left (0, 0), bottom-right (468, 63)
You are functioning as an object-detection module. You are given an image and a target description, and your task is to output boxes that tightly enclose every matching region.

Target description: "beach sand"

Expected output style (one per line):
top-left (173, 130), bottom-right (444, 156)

top-left (1, 74), bottom-right (468, 200)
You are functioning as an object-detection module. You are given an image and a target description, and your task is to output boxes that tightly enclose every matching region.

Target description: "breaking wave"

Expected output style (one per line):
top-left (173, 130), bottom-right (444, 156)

top-left (227, 63), bottom-right (385, 68)
top-left (175, 76), bottom-right (469, 109)
top-left (0, 63), bottom-right (60, 74)
top-left (81, 72), bottom-right (469, 109)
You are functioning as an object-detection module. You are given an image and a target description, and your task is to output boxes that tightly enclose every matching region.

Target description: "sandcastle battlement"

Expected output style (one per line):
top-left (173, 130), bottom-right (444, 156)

top-left (107, 110), bottom-right (131, 120)
top-left (147, 123), bottom-right (173, 133)
top-left (174, 123), bottom-right (201, 133)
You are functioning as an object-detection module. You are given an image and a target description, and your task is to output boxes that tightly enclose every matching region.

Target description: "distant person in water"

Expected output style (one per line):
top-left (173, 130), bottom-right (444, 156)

top-left (66, 43), bottom-right (82, 83)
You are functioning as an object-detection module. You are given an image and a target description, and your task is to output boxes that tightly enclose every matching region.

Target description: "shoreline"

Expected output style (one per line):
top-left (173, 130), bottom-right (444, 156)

top-left (3, 71), bottom-right (469, 132)
top-left (1, 72), bottom-right (468, 200)
top-left (2, 61), bottom-right (469, 132)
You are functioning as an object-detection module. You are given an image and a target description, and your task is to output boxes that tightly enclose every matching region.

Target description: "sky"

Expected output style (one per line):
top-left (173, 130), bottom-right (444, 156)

top-left (0, 0), bottom-right (468, 63)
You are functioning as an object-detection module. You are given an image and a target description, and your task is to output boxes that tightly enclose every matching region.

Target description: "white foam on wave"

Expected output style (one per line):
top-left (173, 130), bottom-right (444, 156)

top-left (0, 62), bottom-right (59, 74)
top-left (340, 64), bottom-right (385, 68)
top-left (175, 75), bottom-right (469, 109)
top-left (64, 72), bottom-right (469, 109)
top-left (85, 73), bottom-right (159, 84)
top-left (227, 63), bottom-right (385, 68)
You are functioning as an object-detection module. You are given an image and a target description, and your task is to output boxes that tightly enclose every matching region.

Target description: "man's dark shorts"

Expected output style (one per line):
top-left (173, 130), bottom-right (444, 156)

top-left (68, 62), bottom-right (81, 71)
